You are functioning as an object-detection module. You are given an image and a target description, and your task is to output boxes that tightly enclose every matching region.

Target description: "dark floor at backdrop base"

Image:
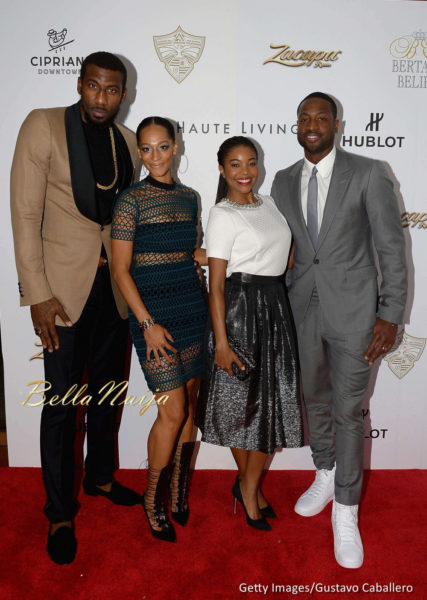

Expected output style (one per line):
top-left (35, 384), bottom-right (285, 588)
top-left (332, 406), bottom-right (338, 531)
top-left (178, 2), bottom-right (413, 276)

top-left (0, 468), bottom-right (425, 600)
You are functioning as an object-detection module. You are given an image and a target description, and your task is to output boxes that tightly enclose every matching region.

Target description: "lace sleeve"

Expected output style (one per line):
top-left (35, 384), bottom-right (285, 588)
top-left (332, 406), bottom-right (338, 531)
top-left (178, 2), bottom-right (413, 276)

top-left (193, 191), bottom-right (199, 224)
top-left (111, 189), bottom-right (138, 241)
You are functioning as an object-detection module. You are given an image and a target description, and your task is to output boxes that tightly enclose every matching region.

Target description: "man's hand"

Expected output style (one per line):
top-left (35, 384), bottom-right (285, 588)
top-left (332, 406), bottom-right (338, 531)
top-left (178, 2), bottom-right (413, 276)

top-left (31, 298), bottom-right (73, 352)
top-left (364, 317), bottom-right (398, 366)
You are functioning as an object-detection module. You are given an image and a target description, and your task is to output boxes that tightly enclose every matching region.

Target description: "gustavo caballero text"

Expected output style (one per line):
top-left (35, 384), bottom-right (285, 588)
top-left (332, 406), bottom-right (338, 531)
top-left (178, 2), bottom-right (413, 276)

top-left (239, 582), bottom-right (414, 594)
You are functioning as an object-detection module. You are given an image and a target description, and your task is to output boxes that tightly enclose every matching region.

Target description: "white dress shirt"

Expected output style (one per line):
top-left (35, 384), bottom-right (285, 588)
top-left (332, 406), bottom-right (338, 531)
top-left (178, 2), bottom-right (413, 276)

top-left (301, 146), bottom-right (336, 230)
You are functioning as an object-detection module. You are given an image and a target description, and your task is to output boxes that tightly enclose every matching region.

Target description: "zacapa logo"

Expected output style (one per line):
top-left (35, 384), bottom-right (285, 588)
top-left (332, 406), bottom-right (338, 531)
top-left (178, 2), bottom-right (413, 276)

top-left (31, 28), bottom-right (83, 76)
top-left (390, 30), bottom-right (427, 88)
top-left (341, 112), bottom-right (405, 149)
top-left (263, 43), bottom-right (341, 68)
top-left (384, 331), bottom-right (426, 379)
top-left (401, 211), bottom-right (427, 230)
top-left (153, 26), bottom-right (205, 83)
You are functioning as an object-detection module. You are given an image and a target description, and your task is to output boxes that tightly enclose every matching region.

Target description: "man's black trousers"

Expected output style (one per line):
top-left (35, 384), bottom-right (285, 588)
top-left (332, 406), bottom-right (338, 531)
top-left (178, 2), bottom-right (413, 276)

top-left (41, 266), bottom-right (129, 523)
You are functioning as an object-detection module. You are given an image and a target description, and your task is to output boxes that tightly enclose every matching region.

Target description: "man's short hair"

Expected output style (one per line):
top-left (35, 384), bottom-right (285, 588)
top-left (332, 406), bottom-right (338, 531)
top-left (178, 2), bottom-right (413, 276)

top-left (297, 92), bottom-right (337, 119)
top-left (80, 51), bottom-right (127, 89)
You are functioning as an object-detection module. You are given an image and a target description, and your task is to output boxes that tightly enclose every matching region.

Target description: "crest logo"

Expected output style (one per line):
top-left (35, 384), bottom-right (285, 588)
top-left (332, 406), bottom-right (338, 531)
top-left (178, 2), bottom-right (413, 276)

top-left (384, 331), bottom-right (426, 379)
top-left (47, 28), bottom-right (74, 52)
top-left (153, 26), bottom-right (205, 83)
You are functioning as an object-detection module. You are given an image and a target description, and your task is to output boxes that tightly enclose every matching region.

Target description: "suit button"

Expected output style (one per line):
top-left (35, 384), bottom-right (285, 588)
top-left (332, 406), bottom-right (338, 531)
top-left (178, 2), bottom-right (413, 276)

top-left (313, 258), bottom-right (319, 264)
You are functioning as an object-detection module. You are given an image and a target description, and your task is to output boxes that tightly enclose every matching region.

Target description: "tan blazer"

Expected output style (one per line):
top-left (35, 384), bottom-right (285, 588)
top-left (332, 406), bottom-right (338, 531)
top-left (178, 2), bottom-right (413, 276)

top-left (10, 104), bottom-right (139, 324)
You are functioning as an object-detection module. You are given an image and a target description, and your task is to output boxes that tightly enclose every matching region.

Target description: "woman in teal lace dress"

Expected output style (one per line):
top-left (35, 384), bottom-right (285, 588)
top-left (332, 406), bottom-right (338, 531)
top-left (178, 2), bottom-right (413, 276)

top-left (111, 117), bottom-right (207, 542)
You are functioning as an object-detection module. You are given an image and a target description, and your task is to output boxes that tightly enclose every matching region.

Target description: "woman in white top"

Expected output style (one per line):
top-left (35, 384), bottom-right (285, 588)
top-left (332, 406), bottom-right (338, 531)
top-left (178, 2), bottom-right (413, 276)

top-left (196, 136), bottom-right (303, 531)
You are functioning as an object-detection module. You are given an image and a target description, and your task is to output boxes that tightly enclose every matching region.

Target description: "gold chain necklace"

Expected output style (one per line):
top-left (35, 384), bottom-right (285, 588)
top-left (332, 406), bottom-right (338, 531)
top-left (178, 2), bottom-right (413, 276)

top-left (96, 126), bottom-right (118, 191)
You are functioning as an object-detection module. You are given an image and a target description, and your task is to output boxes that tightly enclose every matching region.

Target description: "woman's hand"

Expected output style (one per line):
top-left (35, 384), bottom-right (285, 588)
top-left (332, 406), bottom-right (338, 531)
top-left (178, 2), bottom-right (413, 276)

top-left (193, 247), bottom-right (207, 266)
top-left (208, 257), bottom-right (244, 377)
top-left (193, 248), bottom-right (207, 288)
top-left (144, 324), bottom-right (177, 366)
top-left (214, 343), bottom-right (245, 377)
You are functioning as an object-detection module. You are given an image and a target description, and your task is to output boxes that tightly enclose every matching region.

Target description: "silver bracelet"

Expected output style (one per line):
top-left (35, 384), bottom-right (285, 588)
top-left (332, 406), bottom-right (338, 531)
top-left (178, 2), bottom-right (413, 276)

top-left (139, 316), bottom-right (155, 331)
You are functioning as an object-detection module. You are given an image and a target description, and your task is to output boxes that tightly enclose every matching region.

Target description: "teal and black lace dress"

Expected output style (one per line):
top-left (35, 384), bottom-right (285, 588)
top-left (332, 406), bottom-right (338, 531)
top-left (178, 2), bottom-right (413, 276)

top-left (111, 176), bottom-right (207, 392)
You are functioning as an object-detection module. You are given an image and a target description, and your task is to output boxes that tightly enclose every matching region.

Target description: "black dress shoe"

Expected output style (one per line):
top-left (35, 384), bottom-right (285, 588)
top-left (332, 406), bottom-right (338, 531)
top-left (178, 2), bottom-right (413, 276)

top-left (47, 525), bottom-right (77, 565)
top-left (83, 478), bottom-right (142, 506)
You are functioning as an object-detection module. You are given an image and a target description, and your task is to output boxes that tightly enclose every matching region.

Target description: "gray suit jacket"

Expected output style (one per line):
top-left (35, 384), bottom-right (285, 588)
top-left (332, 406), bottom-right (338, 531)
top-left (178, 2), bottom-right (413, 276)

top-left (271, 148), bottom-right (407, 333)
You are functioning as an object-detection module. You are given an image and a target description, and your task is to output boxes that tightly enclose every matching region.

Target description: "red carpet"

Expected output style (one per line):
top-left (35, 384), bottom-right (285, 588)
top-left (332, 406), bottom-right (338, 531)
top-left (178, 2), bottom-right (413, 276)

top-left (0, 468), bottom-right (425, 600)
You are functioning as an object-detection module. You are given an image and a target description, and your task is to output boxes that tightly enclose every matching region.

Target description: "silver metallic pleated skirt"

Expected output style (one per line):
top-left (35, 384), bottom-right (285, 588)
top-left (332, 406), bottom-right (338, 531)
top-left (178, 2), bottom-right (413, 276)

top-left (196, 272), bottom-right (304, 454)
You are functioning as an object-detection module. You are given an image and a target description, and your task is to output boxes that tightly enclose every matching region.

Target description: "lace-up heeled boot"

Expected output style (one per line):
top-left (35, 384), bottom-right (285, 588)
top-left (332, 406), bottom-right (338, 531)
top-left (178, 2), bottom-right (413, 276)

top-left (142, 465), bottom-right (176, 542)
top-left (170, 441), bottom-right (195, 526)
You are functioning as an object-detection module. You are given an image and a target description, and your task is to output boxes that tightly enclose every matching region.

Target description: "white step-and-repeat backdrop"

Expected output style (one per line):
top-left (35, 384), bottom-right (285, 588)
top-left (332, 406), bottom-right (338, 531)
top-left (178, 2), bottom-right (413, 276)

top-left (1, 0), bottom-right (425, 469)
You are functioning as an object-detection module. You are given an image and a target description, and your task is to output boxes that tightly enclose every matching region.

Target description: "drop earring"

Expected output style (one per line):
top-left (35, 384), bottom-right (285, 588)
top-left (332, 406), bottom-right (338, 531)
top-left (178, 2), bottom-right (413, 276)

top-left (178, 154), bottom-right (189, 175)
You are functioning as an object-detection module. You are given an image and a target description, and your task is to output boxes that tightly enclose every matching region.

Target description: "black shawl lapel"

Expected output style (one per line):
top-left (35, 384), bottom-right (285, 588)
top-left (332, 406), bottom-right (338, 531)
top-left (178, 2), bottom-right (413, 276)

top-left (65, 103), bottom-right (134, 222)
top-left (113, 126), bottom-right (133, 191)
top-left (65, 102), bottom-right (98, 222)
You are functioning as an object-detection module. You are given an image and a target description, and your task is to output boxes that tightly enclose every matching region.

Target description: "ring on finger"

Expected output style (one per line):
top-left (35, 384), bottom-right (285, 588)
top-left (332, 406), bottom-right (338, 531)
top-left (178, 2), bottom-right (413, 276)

top-left (34, 328), bottom-right (43, 335)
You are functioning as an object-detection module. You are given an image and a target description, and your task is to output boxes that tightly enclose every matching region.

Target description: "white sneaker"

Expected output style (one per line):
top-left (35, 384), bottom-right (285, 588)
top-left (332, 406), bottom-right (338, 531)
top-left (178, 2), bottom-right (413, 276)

top-left (294, 467), bottom-right (335, 517)
top-left (332, 500), bottom-right (364, 569)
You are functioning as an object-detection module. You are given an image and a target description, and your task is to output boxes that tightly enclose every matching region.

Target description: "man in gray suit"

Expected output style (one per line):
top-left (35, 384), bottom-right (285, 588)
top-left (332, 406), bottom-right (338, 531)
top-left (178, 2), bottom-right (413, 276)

top-left (271, 92), bottom-right (407, 569)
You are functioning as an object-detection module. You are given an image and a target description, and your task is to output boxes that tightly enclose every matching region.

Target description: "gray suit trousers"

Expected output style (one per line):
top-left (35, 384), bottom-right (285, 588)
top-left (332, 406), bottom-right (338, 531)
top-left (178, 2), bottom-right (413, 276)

top-left (297, 294), bottom-right (372, 505)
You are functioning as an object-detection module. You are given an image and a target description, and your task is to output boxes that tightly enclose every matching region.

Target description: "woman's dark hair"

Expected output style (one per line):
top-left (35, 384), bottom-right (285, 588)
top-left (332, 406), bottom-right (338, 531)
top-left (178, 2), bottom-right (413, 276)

top-left (216, 136), bottom-right (258, 203)
top-left (136, 116), bottom-right (176, 144)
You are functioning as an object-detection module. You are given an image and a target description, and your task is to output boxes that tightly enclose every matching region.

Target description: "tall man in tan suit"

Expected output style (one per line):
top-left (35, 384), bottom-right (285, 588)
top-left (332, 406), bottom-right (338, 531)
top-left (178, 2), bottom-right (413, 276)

top-left (11, 51), bottom-right (140, 565)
